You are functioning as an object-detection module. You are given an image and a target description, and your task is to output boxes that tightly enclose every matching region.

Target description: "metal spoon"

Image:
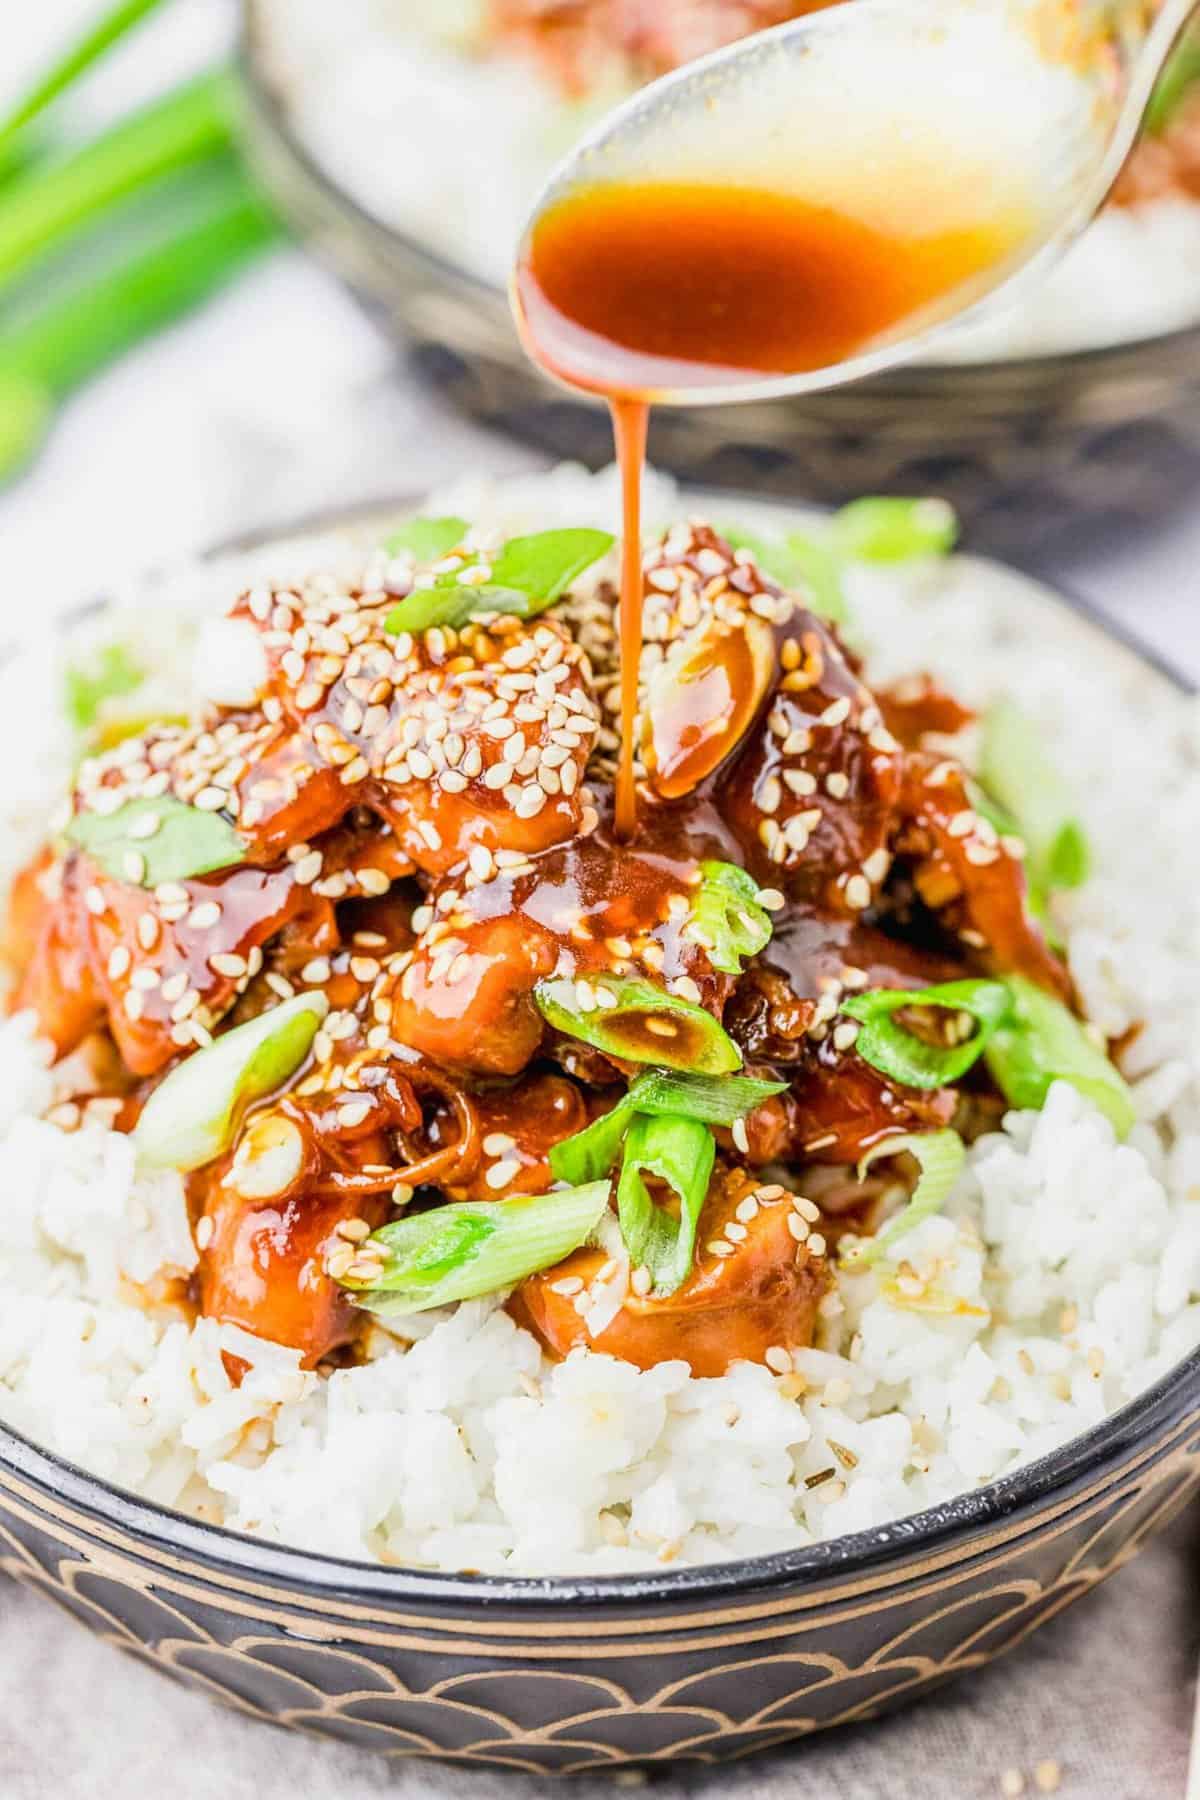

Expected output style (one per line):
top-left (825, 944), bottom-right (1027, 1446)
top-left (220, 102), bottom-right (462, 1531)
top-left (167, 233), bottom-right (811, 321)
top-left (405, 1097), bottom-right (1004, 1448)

top-left (513, 0), bottom-right (1197, 405)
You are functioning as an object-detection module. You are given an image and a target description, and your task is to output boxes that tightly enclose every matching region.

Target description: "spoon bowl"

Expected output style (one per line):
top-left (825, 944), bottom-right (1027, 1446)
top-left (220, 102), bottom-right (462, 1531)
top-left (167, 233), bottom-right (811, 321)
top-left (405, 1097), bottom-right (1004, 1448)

top-left (513, 0), bottom-right (1196, 406)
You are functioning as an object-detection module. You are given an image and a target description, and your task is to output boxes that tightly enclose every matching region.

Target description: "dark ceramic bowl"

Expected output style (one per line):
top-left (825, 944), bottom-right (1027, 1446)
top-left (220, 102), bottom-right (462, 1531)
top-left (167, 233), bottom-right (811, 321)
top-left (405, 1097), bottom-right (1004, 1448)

top-left (234, 6), bottom-right (1200, 561)
top-left (0, 502), bottom-right (1197, 1770)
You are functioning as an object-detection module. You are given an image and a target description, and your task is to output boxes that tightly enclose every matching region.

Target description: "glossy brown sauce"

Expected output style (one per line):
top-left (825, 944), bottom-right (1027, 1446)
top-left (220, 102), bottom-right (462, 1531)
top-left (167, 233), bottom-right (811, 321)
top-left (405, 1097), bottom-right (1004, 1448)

top-left (515, 178), bottom-right (1026, 838)
top-left (611, 395), bottom-right (648, 839)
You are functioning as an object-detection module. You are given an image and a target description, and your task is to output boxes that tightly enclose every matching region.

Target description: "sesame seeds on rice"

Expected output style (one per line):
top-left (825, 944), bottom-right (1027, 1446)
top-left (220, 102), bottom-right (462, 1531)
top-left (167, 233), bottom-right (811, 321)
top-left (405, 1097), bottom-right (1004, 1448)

top-left (0, 465), bottom-right (1198, 1574)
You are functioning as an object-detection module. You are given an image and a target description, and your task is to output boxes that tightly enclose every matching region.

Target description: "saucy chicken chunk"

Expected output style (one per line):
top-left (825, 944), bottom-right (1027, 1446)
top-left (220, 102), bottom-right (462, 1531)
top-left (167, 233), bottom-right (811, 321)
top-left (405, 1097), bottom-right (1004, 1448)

top-left (5, 512), bottom-right (1097, 1381)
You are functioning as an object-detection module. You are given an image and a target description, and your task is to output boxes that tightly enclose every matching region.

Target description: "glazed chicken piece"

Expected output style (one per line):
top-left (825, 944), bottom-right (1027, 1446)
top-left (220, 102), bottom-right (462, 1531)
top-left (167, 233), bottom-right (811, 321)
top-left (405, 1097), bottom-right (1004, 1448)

top-left (231, 581), bottom-right (601, 878)
top-left (897, 754), bottom-right (1068, 997)
top-left (3, 851), bottom-right (103, 1059)
top-left (876, 674), bottom-right (974, 750)
top-left (637, 525), bottom-right (905, 917)
top-left (440, 1072), bottom-right (592, 1201)
top-left (11, 852), bottom-right (338, 1076)
top-left (390, 799), bottom-right (739, 1078)
top-left (515, 1165), bottom-right (830, 1378)
top-left (638, 525), bottom-right (1062, 994)
top-left (194, 1052), bottom-right (425, 1362)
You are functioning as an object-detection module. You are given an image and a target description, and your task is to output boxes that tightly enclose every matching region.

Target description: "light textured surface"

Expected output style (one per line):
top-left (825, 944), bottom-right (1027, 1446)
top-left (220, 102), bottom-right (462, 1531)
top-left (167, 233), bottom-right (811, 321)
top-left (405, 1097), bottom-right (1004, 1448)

top-left (2, 4), bottom-right (1200, 1796)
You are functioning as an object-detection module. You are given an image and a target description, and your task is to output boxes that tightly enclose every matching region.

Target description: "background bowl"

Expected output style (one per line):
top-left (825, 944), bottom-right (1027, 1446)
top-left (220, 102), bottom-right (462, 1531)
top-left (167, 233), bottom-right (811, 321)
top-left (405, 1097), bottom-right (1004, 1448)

top-left (0, 505), bottom-right (1197, 1770)
top-left (235, 11), bottom-right (1200, 561)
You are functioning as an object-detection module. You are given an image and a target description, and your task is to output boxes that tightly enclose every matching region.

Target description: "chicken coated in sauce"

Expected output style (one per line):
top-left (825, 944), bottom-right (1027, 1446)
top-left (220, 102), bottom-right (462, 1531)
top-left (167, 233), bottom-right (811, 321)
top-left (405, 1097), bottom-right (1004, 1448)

top-left (4, 519), bottom-right (1068, 1374)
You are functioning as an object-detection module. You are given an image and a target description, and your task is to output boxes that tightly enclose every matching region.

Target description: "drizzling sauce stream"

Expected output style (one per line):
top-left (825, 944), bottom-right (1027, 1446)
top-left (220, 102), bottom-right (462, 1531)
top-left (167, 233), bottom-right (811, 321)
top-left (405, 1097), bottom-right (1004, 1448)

top-left (515, 178), bottom-right (1030, 838)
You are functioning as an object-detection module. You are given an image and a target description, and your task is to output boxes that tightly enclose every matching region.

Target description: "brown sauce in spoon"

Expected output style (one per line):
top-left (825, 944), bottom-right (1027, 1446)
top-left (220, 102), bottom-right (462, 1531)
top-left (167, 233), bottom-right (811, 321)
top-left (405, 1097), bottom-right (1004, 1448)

top-left (514, 177), bottom-right (1029, 837)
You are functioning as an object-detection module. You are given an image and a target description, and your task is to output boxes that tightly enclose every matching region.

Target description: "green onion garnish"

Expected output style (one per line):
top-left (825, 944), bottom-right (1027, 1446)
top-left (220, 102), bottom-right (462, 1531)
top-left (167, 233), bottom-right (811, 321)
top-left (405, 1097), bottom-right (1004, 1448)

top-left (845, 1130), bottom-right (965, 1266)
top-left (840, 979), bottom-right (1012, 1089)
top-left (550, 1070), bottom-right (786, 1186)
top-left (1146, 37), bottom-right (1200, 134)
top-left (134, 992), bottom-right (327, 1173)
top-left (535, 976), bottom-right (742, 1076)
top-left (385, 527), bottom-right (613, 636)
top-left (723, 524), bottom-right (849, 625)
top-left (66, 793), bottom-right (246, 887)
top-left (984, 975), bottom-right (1135, 1138)
top-left (830, 497), bottom-right (958, 564)
top-left (384, 585), bottom-right (534, 635)
top-left (617, 1114), bottom-right (715, 1296)
top-left (979, 698), bottom-right (1090, 892)
top-left (65, 641), bottom-right (144, 732)
top-left (686, 860), bottom-right (774, 975)
top-left (383, 516), bottom-right (469, 563)
top-left (488, 528), bottom-right (615, 599)
top-left (337, 1182), bottom-right (612, 1315)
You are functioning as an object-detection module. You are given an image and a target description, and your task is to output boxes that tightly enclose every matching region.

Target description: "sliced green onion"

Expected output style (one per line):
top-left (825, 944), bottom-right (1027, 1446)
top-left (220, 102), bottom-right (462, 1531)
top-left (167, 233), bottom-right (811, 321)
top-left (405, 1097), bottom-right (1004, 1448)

top-left (845, 1130), bottom-right (966, 1266)
top-left (979, 698), bottom-right (1090, 891)
top-left (384, 585), bottom-right (532, 636)
top-left (617, 1114), bottom-right (715, 1296)
top-left (488, 527), bottom-right (614, 599)
top-left (840, 979), bottom-right (1012, 1089)
top-left (385, 526), bottom-right (613, 636)
top-left (722, 524), bottom-right (849, 625)
top-left (550, 1070), bottom-right (786, 1185)
top-left (985, 976), bottom-right (1135, 1138)
top-left (686, 860), bottom-right (774, 975)
top-left (535, 976), bottom-right (741, 1076)
top-left (1146, 37), bottom-right (1200, 133)
top-left (383, 516), bottom-right (469, 563)
top-left (66, 793), bottom-right (246, 887)
top-left (831, 497), bottom-right (958, 564)
top-left (65, 641), bottom-right (143, 732)
top-left (134, 993), bottom-right (327, 1173)
top-left (338, 1182), bottom-right (611, 1315)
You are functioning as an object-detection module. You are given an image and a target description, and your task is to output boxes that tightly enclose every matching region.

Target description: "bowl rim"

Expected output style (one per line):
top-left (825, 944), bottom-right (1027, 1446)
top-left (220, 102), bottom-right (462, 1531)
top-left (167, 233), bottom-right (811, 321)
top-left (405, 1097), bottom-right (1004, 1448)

top-left (235, 1), bottom-right (1200, 380)
top-left (0, 487), bottom-right (1197, 1609)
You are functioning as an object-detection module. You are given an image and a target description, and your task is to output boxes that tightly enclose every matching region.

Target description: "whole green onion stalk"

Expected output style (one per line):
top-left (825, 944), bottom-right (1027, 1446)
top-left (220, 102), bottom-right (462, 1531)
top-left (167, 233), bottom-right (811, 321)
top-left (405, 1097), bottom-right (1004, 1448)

top-left (0, 69), bottom-right (237, 296)
top-left (0, 0), bottom-right (170, 157)
top-left (0, 157), bottom-right (280, 483)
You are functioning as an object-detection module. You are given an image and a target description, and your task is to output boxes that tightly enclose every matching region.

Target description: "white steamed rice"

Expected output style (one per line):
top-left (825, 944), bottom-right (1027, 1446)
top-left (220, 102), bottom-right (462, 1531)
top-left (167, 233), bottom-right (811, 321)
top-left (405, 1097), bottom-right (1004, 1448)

top-left (1, 463), bottom-right (1199, 1575)
top-left (254, 0), bottom-right (1200, 359)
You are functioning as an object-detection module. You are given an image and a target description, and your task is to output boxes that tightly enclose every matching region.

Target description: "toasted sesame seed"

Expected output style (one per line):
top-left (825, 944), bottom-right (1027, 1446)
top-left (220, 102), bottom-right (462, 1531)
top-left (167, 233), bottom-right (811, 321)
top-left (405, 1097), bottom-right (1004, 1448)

top-left (845, 874), bottom-right (871, 910)
top-left (293, 850), bottom-right (323, 886)
top-left (486, 1159), bottom-right (520, 1190)
top-left (764, 1345), bottom-right (792, 1375)
top-left (194, 1216), bottom-right (214, 1251)
top-left (209, 952), bottom-right (247, 979)
top-left (706, 1240), bottom-right (735, 1259)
